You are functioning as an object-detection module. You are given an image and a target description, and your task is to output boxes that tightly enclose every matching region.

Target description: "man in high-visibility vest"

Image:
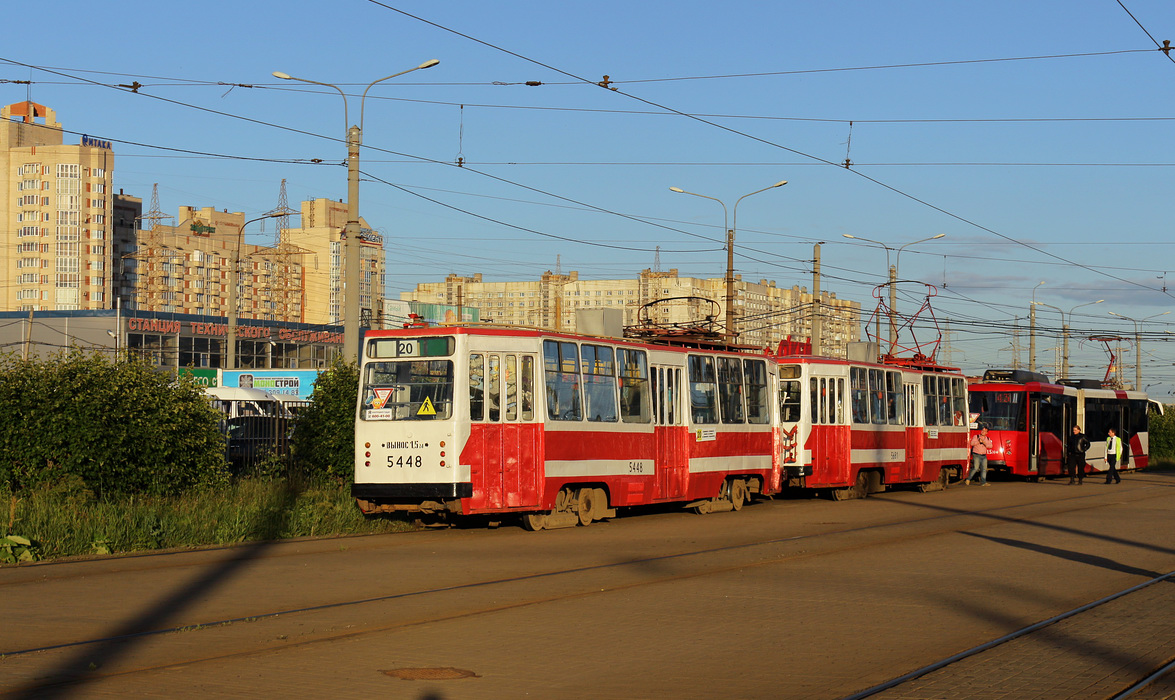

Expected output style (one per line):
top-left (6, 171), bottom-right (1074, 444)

top-left (1105, 427), bottom-right (1123, 485)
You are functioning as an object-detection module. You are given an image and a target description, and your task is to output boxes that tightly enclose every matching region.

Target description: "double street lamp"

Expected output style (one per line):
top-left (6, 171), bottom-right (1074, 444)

top-left (1108, 310), bottom-right (1170, 390)
top-left (273, 58), bottom-right (441, 361)
top-left (669, 180), bottom-right (788, 340)
top-left (1030, 298), bottom-right (1103, 380)
top-left (841, 233), bottom-right (945, 347)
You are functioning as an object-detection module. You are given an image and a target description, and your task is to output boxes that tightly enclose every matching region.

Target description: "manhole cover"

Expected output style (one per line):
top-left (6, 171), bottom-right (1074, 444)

top-left (381, 667), bottom-right (479, 681)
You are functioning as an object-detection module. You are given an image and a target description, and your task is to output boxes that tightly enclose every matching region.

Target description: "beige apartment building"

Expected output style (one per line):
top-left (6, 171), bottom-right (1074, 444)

top-left (1, 102), bottom-right (116, 311)
top-left (404, 268), bottom-right (860, 357)
top-left (280, 198), bottom-right (385, 328)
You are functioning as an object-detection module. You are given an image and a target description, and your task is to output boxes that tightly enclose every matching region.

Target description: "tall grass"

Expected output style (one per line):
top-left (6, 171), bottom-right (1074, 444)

top-left (3, 477), bottom-right (413, 562)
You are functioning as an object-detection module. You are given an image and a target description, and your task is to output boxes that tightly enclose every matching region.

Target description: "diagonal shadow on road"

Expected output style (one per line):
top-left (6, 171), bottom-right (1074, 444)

top-left (8, 479), bottom-right (305, 699)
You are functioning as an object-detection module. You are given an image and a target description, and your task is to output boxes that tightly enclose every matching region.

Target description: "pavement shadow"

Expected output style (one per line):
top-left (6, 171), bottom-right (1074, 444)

top-left (878, 479), bottom-right (1175, 560)
top-left (958, 531), bottom-right (1165, 579)
top-left (9, 478), bottom-right (306, 699)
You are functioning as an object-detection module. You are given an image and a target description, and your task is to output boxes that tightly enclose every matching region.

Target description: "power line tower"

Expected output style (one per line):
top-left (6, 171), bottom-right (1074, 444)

top-left (939, 319), bottom-right (965, 367)
top-left (131, 184), bottom-right (172, 312)
top-left (269, 179), bottom-right (300, 322)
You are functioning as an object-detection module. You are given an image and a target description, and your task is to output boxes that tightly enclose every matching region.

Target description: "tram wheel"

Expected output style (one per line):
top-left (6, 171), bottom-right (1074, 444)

top-left (851, 471), bottom-right (869, 499)
top-left (577, 488), bottom-right (595, 526)
top-left (521, 513), bottom-right (547, 531)
top-left (730, 479), bottom-right (747, 511)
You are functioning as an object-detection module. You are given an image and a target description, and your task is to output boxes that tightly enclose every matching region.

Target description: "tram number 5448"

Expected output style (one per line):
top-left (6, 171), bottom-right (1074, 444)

top-left (388, 455), bottom-right (424, 468)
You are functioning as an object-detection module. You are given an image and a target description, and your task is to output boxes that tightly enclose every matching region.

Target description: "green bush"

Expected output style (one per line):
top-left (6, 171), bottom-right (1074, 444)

top-left (0, 350), bottom-right (227, 496)
top-left (1149, 404), bottom-right (1175, 461)
top-left (291, 357), bottom-right (358, 482)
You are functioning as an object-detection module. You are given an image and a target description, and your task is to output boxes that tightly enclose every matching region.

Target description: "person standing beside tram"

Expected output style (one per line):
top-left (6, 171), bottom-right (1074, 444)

top-left (1067, 425), bottom-right (1090, 485)
top-left (1104, 427), bottom-right (1123, 484)
top-left (967, 425), bottom-right (993, 486)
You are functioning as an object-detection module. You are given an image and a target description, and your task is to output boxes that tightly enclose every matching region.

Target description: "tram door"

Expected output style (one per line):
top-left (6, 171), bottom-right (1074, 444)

top-left (777, 366), bottom-right (803, 481)
top-left (903, 381), bottom-right (924, 481)
top-left (652, 365), bottom-right (688, 500)
top-left (468, 353), bottom-right (541, 510)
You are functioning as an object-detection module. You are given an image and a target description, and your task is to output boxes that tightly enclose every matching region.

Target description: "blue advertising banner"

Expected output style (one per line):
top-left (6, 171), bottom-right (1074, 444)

top-left (222, 370), bottom-right (322, 399)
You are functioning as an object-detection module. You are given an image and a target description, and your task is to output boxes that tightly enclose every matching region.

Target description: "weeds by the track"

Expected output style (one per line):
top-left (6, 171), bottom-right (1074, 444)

top-left (2, 477), bottom-right (413, 563)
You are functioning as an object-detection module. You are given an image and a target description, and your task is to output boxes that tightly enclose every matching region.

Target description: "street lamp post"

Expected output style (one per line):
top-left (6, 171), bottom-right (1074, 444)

top-left (669, 180), bottom-right (787, 340)
top-left (841, 233), bottom-right (945, 348)
top-left (1031, 299), bottom-right (1102, 380)
top-left (273, 58), bottom-right (440, 362)
top-left (1108, 310), bottom-right (1170, 389)
top-left (227, 213), bottom-right (285, 370)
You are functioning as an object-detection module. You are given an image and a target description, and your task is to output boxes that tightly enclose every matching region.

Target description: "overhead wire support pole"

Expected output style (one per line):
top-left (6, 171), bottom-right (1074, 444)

top-left (670, 180), bottom-right (787, 341)
top-left (273, 58), bottom-right (440, 362)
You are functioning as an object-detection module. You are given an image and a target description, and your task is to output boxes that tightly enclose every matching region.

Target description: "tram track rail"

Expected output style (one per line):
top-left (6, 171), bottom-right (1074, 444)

top-left (3, 481), bottom-right (1174, 698)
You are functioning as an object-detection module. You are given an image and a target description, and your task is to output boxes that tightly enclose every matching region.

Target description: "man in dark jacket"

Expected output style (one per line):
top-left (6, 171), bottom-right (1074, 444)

top-left (1067, 425), bottom-right (1089, 485)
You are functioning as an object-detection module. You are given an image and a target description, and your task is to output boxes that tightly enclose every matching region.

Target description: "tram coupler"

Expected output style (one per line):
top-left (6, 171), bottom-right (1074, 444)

top-left (685, 498), bottom-right (734, 514)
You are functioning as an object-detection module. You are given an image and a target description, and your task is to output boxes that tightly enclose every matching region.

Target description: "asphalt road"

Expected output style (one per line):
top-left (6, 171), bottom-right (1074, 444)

top-left (3, 471), bottom-right (1174, 699)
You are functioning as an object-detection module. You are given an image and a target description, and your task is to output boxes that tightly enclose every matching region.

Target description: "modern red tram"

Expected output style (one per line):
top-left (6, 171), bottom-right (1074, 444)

top-left (967, 369), bottom-right (1150, 479)
top-left (352, 326), bottom-right (971, 528)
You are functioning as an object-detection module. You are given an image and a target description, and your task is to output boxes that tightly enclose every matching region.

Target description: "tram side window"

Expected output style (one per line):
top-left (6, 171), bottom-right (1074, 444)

top-left (1129, 399), bottom-right (1148, 438)
top-left (469, 354), bottom-right (484, 421)
top-left (780, 379), bottom-right (802, 422)
top-left (505, 355), bottom-right (518, 421)
top-left (810, 378), bottom-right (820, 424)
top-left (851, 367), bottom-right (869, 424)
top-left (1084, 398), bottom-right (1116, 440)
top-left (835, 378), bottom-right (845, 424)
top-left (521, 356), bottom-right (535, 421)
top-left (886, 371), bottom-right (903, 425)
top-left (923, 376), bottom-right (938, 426)
top-left (488, 355), bottom-right (501, 421)
top-left (868, 369), bottom-right (886, 425)
top-left (718, 357), bottom-right (745, 424)
top-left (936, 377), bottom-right (951, 426)
top-left (952, 378), bottom-right (967, 426)
top-left (543, 340), bottom-right (582, 421)
top-left (617, 349), bottom-right (651, 423)
top-left (688, 355), bottom-right (718, 424)
top-left (669, 368), bottom-right (680, 424)
top-left (744, 359), bottom-right (769, 424)
top-left (581, 344), bottom-right (618, 422)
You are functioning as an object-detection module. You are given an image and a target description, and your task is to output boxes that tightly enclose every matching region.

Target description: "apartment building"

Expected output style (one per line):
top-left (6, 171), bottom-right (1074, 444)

top-left (1, 101), bottom-right (116, 311)
top-left (404, 268), bottom-right (860, 357)
top-left (281, 198), bottom-right (385, 328)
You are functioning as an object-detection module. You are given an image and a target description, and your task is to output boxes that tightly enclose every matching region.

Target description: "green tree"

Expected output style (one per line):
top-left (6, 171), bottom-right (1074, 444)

top-left (291, 358), bottom-right (358, 482)
top-left (0, 350), bottom-right (227, 496)
top-left (1148, 404), bottom-right (1175, 461)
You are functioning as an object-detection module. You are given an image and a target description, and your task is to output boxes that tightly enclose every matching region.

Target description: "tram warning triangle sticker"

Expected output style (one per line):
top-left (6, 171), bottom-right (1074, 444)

top-left (371, 388), bottom-right (393, 410)
top-left (417, 397), bottom-right (437, 416)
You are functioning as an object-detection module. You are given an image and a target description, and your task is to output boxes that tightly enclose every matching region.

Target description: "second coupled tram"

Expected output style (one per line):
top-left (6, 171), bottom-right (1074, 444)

top-left (352, 326), bottom-right (970, 529)
top-left (967, 369), bottom-right (1150, 479)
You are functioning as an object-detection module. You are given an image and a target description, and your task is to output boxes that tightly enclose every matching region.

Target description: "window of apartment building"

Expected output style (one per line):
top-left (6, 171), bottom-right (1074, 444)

top-left (92, 183), bottom-right (105, 194)
top-left (91, 168), bottom-right (105, 178)
top-left (92, 214), bottom-right (105, 225)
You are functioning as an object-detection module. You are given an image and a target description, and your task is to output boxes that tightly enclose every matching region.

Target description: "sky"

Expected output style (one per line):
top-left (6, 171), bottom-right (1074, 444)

top-left (4, 0), bottom-right (1174, 394)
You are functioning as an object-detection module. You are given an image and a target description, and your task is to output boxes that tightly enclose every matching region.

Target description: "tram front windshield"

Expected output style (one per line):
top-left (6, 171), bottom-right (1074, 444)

top-left (968, 389), bottom-right (1026, 432)
top-left (361, 360), bottom-right (454, 421)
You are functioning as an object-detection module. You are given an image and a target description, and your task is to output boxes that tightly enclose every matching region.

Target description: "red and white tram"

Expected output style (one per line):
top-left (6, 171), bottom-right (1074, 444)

top-left (967, 369), bottom-right (1150, 479)
top-left (352, 327), bottom-right (970, 528)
